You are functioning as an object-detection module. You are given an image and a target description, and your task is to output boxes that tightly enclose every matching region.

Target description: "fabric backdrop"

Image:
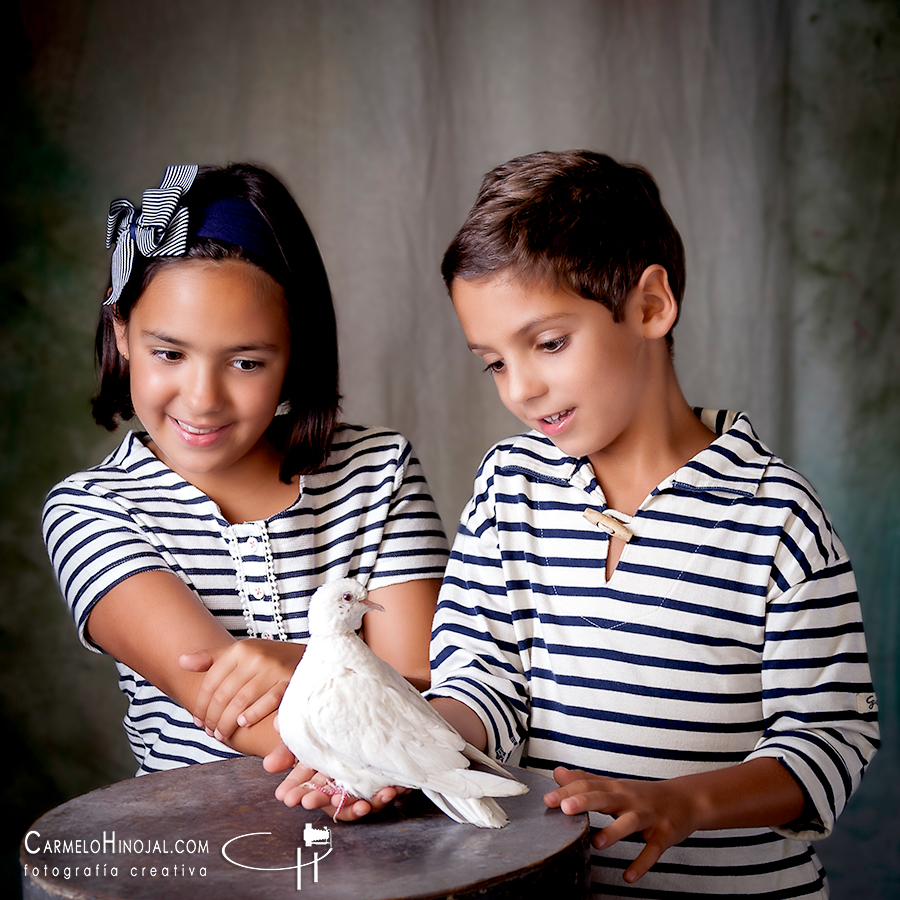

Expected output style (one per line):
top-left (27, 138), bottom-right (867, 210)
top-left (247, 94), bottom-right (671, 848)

top-left (2, 1), bottom-right (897, 897)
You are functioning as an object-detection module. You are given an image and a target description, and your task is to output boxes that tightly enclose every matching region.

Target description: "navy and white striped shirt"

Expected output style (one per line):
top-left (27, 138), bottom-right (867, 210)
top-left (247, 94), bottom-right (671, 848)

top-left (428, 409), bottom-right (878, 898)
top-left (43, 424), bottom-right (449, 774)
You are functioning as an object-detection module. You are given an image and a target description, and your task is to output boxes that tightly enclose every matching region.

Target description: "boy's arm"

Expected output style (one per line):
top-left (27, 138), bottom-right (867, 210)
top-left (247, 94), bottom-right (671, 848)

top-left (545, 758), bottom-right (806, 884)
top-left (426, 523), bottom-right (531, 762)
top-left (548, 540), bottom-right (878, 884)
top-left (742, 553), bottom-right (879, 839)
top-left (428, 697), bottom-right (488, 749)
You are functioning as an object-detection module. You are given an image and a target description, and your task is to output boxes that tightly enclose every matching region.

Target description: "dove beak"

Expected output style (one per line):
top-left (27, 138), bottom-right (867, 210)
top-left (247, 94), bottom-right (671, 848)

top-left (360, 599), bottom-right (385, 613)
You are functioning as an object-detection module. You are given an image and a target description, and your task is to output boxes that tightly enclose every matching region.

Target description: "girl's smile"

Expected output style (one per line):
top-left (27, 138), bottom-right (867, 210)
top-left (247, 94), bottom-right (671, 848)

top-left (114, 259), bottom-right (291, 501)
top-left (170, 417), bottom-right (231, 445)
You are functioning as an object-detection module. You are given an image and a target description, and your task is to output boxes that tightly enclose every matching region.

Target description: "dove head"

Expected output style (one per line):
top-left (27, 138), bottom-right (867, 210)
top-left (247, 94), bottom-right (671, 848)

top-left (307, 578), bottom-right (383, 636)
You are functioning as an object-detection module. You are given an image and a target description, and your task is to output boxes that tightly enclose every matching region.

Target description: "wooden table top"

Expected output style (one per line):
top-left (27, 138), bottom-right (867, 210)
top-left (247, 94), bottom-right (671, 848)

top-left (21, 756), bottom-right (590, 899)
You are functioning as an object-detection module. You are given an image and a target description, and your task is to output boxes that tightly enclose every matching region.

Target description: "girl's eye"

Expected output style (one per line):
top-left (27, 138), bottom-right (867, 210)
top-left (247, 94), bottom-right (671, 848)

top-left (152, 349), bottom-right (183, 362)
top-left (483, 359), bottom-right (505, 375)
top-left (232, 359), bottom-right (261, 371)
top-left (541, 337), bottom-right (567, 353)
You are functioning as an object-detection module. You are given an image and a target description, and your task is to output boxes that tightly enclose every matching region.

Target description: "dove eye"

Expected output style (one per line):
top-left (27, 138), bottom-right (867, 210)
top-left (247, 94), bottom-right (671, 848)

top-left (341, 592), bottom-right (354, 601)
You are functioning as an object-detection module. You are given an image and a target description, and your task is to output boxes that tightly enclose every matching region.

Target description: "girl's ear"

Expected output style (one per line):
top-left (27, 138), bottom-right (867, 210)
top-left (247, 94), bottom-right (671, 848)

top-left (634, 264), bottom-right (678, 340)
top-left (112, 313), bottom-right (129, 360)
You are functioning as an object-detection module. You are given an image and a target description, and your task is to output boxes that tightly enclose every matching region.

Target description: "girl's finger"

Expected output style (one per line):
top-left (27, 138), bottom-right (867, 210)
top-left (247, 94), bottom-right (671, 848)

top-left (235, 689), bottom-right (283, 728)
top-left (262, 743), bottom-right (295, 773)
top-left (217, 681), bottom-right (285, 736)
top-left (178, 651), bottom-right (215, 672)
top-left (193, 656), bottom-right (239, 725)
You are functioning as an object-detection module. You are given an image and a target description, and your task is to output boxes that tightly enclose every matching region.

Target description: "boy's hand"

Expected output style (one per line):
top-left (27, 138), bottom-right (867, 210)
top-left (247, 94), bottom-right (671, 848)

top-left (179, 639), bottom-right (304, 741)
top-left (262, 740), bottom-right (406, 820)
top-left (544, 767), bottom-right (700, 884)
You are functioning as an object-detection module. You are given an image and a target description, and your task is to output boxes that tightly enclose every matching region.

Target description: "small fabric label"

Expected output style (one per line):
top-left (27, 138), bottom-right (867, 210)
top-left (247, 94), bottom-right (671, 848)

top-left (857, 692), bottom-right (878, 714)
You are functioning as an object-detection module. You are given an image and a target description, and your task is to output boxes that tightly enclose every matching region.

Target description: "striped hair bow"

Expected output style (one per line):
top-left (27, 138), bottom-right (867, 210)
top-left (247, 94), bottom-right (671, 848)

top-left (104, 164), bottom-right (199, 307)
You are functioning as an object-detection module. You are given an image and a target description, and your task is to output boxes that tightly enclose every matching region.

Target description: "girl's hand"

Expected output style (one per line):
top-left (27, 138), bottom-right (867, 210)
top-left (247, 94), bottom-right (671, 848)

top-left (543, 767), bottom-right (699, 884)
top-left (179, 639), bottom-right (304, 741)
top-left (262, 740), bottom-right (406, 820)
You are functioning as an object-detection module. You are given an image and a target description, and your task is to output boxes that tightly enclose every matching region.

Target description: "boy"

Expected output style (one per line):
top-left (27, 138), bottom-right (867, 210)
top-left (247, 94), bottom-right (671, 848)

top-left (426, 150), bottom-right (879, 896)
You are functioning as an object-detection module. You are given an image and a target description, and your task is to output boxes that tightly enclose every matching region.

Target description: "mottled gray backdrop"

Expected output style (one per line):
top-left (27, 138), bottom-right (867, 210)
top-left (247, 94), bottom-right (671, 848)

top-left (3, 1), bottom-right (898, 897)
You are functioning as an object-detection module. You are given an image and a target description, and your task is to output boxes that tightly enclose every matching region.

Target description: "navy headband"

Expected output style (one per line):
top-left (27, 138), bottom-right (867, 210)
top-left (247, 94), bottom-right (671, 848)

top-left (105, 165), bottom-right (283, 307)
top-left (195, 198), bottom-right (283, 271)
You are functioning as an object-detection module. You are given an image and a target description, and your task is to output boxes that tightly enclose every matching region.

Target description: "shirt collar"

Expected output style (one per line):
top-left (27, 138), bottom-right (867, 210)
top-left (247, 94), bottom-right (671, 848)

top-left (655, 409), bottom-right (771, 500)
top-left (514, 409), bottom-right (771, 501)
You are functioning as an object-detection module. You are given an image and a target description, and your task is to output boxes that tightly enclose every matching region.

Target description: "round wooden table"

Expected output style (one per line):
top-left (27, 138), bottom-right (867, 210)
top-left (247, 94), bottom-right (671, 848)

top-left (21, 756), bottom-right (590, 899)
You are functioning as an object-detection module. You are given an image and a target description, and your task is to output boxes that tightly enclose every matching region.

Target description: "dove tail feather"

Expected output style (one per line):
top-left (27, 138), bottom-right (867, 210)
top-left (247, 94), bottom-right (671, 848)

top-left (462, 743), bottom-right (513, 776)
top-left (422, 790), bottom-right (510, 829)
top-left (418, 766), bottom-right (528, 800)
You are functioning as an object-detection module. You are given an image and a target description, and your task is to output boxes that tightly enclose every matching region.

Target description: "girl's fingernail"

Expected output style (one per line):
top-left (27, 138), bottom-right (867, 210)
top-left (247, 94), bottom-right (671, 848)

top-left (237, 714), bottom-right (247, 727)
top-left (193, 717), bottom-right (203, 727)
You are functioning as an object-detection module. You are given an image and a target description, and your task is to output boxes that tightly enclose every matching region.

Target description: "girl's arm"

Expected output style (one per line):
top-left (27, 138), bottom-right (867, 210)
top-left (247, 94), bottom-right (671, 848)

top-left (186, 575), bottom-right (442, 741)
top-left (86, 568), bottom-right (302, 758)
top-left (544, 758), bottom-right (806, 885)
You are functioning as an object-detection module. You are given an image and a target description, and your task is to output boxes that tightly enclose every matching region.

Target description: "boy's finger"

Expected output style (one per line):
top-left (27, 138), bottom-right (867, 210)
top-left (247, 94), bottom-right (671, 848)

top-left (623, 839), bottom-right (666, 884)
top-left (592, 810), bottom-right (645, 850)
top-left (553, 766), bottom-right (586, 784)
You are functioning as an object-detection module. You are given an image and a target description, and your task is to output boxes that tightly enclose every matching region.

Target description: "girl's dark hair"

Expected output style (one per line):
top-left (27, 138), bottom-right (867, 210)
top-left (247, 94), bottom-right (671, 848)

top-left (441, 150), bottom-right (686, 349)
top-left (92, 163), bottom-right (341, 481)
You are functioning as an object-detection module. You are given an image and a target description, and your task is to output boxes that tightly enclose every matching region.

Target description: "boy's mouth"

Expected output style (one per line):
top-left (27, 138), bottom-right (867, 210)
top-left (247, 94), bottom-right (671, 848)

top-left (538, 408), bottom-right (574, 435)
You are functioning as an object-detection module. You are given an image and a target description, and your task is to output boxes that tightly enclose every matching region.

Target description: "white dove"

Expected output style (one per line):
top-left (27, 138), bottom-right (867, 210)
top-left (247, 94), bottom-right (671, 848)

top-left (277, 578), bottom-right (528, 828)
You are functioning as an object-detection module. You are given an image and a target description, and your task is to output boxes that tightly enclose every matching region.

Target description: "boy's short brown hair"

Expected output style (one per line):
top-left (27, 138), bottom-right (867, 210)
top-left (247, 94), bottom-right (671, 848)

top-left (441, 150), bottom-right (686, 347)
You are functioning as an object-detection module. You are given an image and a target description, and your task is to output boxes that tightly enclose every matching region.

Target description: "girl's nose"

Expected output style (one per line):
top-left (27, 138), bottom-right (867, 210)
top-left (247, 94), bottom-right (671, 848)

top-left (183, 366), bottom-right (224, 414)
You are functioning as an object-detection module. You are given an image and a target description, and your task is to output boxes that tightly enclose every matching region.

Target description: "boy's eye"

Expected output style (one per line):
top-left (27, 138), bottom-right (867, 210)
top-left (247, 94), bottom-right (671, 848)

top-left (541, 337), bottom-right (567, 353)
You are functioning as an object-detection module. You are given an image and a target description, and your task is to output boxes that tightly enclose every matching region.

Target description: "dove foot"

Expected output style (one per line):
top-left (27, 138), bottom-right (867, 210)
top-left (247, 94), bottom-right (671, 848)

top-left (301, 779), bottom-right (349, 821)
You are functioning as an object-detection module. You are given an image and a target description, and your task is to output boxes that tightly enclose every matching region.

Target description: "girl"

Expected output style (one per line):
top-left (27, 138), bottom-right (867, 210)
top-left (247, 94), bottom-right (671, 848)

top-left (42, 164), bottom-right (449, 799)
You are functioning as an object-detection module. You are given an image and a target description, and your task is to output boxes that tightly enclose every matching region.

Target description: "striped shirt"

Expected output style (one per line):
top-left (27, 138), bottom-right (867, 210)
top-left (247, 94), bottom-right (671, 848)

top-left (428, 409), bottom-right (878, 898)
top-left (43, 424), bottom-right (449, 774)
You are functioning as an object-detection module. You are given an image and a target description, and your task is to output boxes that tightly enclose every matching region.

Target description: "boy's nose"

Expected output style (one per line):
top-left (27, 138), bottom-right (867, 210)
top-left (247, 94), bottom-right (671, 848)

top-left (505, 365), bottom-right (545, 405)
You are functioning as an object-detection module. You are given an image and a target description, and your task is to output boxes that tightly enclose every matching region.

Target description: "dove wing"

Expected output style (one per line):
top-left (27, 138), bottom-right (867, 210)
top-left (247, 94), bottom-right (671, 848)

top-left (301, 652), bottom-right (472, 792)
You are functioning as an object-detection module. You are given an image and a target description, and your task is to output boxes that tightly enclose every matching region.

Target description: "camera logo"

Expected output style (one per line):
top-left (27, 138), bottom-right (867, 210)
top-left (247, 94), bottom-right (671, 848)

top-left (222, 823), bottom-right (334, 890)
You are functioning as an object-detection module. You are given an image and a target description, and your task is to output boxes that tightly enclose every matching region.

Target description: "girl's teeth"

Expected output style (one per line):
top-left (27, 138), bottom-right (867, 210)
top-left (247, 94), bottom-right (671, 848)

top-left (178, 420), bottom-right (218, 435)
top-left (543, 410), bottom-right (569, 424)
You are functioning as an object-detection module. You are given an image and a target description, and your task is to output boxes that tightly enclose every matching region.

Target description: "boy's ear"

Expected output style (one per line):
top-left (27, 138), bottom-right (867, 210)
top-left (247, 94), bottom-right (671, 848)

top-left (634, 265), bottom-right (678, 339)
